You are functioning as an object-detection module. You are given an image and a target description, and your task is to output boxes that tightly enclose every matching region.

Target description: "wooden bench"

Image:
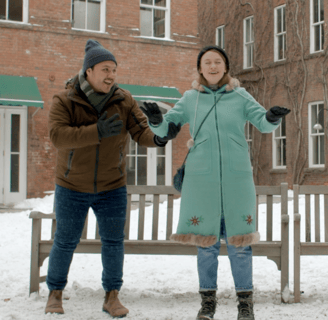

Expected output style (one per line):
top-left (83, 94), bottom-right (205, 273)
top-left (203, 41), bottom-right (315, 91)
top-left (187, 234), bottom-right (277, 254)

top-left (29, 183), bottom-right (289, 301)
top-left (293, 184), bottom-right (328, 303)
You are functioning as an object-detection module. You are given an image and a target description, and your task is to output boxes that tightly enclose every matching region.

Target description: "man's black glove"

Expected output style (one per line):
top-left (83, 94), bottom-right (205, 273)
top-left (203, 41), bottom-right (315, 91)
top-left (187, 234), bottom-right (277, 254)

top-left (154, 122), bottom-right (182, 147)
top-left (97, 111), bottom-right (123, 140)
top-left (266, 106), bottom-right (291, 123)
top-left (140, 102), bottom-right (163, 125)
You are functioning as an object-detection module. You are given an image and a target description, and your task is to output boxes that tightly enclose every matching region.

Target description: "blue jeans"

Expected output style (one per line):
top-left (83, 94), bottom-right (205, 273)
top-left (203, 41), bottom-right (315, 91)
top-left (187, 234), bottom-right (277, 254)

top-left (46, 184), bottom-right (127, 292)
top-left (197, 217), bottom-right (253, 293)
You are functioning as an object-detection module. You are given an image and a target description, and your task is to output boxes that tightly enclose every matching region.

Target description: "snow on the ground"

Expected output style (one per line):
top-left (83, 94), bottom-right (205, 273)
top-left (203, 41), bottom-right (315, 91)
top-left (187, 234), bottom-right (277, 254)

top-left (1, 190), bottom-right (328, 319)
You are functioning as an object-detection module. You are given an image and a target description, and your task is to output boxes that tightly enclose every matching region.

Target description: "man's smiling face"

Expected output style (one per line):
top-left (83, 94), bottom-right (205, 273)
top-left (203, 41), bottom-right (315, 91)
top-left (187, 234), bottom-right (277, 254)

top-left (86, 60), bottom-right (117, 93)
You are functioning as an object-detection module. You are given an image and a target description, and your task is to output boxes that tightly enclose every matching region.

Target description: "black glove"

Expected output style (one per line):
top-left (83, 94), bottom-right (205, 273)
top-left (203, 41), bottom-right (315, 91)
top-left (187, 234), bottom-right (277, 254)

top-left (266, 106), bottom-right (291, 123)
top-left (97, 111), bottom-right (123, 140)
top-left (154, 122), bottom-right (182, 147)
top-left (140, 102), bottom-right (163, 125)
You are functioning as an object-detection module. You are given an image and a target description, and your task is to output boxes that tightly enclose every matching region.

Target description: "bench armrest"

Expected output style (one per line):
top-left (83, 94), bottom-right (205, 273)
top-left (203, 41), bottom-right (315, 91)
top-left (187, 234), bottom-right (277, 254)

top-left (29, 211), bottom-right (56, 219)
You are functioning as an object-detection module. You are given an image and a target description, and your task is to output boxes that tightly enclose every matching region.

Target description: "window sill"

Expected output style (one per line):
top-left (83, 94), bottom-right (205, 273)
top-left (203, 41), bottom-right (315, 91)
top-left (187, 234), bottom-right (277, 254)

top-left (270, 168), bottom-right (287, 174)
top-left (71, 28), bottom-right (107, 34)
top-left (0, 19), bottom-right (29, 25)
top-left (133, 35), bottom-right (175, 42)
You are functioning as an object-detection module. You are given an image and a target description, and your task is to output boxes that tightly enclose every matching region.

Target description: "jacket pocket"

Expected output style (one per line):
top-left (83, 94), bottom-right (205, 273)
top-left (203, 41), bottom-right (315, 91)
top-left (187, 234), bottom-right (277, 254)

top-left (64, 150), bottom-right (75, 178)
top-left (185, 137), bottom-right (212, 175)
top-left (228, 135), bottom-right (252, 173)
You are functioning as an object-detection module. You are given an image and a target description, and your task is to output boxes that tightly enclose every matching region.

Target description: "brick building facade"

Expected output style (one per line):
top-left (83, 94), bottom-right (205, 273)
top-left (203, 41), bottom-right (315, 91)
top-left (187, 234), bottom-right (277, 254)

top-left (1, 0), bottom-right (327, 204)
top-left (0, 0), bottom-right (200, 203)
top-left (205, 0), bottom-right (328, 187)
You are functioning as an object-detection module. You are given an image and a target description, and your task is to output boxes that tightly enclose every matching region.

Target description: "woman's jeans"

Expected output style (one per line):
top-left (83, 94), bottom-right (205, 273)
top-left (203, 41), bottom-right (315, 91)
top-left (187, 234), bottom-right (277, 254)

top-left (197, 217), bottom-right (253, 293)
top-left (46, 184), bottom-right (127, 292)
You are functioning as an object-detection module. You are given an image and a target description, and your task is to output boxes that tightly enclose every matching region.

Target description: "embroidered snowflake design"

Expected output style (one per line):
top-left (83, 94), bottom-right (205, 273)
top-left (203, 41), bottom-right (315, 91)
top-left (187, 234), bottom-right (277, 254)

top-left (242, 214), bottom-right (253, 225)
top-left (186, 216), bottom-right (204, 227)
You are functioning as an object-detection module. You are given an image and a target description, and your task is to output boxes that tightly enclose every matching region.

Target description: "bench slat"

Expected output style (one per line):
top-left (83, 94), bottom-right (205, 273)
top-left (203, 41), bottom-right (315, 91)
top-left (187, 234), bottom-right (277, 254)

top-left (267, 195), bottom-right (273, 241)
top-left (81, 214), bottom-right (88, 239)
top-left (166, 195), bottom-right (173, 240)
top-left (325, 195), bottom-right (328, 242)
top-left (315, 195), bottom-right (320, 242)
top-left (305, 194), bottom-right (311, 242)
top-left (152, 195), bottom-right (160, 240)
top-left (256, 195), bottom-right (259, 232)
top-left (138, 194), bottom-right (146, 240)
top-left (124, 194), bottom-right (132, 240)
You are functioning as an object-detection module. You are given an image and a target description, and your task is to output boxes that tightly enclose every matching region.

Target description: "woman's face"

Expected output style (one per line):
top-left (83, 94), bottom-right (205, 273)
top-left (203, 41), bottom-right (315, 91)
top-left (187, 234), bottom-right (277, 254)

top-left (199, 50), bottom-right (227, 85)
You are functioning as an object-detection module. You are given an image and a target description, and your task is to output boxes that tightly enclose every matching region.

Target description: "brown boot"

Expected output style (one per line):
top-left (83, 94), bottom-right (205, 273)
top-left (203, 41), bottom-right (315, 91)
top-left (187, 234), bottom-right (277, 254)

top-left (103, 290), bottom-right (129, 318)
top-left (45, 290), bottom-right (64, 314)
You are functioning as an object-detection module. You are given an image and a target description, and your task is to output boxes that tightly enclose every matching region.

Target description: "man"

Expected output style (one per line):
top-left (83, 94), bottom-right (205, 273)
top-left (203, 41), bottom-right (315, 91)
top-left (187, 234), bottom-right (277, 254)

top-left (46, 39), bottom-right (180, 317)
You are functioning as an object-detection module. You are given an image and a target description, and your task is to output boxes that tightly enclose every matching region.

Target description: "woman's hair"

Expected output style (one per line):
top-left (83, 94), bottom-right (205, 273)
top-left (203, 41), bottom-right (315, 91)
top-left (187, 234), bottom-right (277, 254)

top-left (197, 47), bottom-right (231, 88)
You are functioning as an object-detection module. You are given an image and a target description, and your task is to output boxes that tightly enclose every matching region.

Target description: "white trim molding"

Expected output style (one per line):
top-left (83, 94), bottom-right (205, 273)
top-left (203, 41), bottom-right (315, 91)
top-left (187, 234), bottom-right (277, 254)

top-left (274, 5), bottom-right (286, 62)
top-left (308, 101), bottom-right (325, 168)
top-left (243, 16), bottom-right (254, 69)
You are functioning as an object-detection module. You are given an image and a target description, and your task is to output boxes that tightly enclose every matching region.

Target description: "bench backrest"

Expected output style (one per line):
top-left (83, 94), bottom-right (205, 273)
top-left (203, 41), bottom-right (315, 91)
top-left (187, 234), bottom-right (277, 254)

top-left (49, 183), bottom-right (288, 242)
top-left (294, 184), bottom-right (328, 243)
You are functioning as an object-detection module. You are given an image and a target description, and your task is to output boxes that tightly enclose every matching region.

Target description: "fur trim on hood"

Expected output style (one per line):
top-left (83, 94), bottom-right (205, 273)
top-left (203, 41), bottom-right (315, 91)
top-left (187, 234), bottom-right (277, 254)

top-left (191, 77), bottom-right (240, 92)
top-left (170, 231), bottom-right (260, 248)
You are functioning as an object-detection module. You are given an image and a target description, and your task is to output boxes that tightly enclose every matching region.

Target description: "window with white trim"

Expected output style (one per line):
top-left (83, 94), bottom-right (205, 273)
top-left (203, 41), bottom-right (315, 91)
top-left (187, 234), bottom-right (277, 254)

top-left (72, 0), bottom-right (106, 32)
top-left (140, 0), bottom-right (170, 39)
top-left (216, 25), bottom-right (225, 49)
top-left (245, 121), bottom-right (253, 165)
top-left (243, 16), bottom-right (254, 69)
top-left (310, 0), bottom-right (325, 53)
top-left (309, 102), bottom-right (325, 167)
top-left (0, 0), bottom-right (29, 23)
top-left (274, 5), bottom-right (286, 61)
top-left (273, 116), bottom-right (286, 168)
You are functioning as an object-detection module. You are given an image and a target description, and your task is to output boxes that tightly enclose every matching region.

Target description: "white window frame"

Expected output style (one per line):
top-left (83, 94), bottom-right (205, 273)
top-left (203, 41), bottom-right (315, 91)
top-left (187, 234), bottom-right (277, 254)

top-left (245, 121), bottom-right (253, 166)
top-left (274, 5), bottom-right (286, 62)
top-left (139, 0), bottom-right (171, 40)
top-left (310, 0), bottom-right (325, 53)
top-left (71, 0), bottom-right (106, 33)
top-left (243, 16), bottom-right (254, 69)
top-left (216, 25), bottom-right (225, 49)
top-left (0, 0), bottom-right (29, 24)
top-left (309, 102), bottom-right (325, 168)
top-left (272, 116), bottom-right (287, 169)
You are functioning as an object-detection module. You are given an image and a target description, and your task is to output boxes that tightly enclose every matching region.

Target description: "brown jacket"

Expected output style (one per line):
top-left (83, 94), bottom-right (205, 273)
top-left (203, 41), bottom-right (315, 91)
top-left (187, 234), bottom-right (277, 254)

top-left (49, 77), bottom-right (157, 193)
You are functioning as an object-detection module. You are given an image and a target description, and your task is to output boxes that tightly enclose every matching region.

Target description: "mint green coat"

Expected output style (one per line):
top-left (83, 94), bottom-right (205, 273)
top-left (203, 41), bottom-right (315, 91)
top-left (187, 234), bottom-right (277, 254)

top-left (149, 84), bottom-right (280, 246)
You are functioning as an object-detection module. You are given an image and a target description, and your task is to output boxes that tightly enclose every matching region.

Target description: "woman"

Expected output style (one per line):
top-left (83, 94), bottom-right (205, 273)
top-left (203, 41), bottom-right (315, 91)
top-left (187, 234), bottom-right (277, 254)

top-left (141, 46), bottom-right (290, 320)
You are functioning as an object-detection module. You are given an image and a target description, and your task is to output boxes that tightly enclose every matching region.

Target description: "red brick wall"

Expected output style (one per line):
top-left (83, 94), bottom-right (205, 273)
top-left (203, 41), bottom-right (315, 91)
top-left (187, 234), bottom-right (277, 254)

top-left (211, 0), bottom-right (328, 188)
top-left (0, 0), bottom-right (200, 198)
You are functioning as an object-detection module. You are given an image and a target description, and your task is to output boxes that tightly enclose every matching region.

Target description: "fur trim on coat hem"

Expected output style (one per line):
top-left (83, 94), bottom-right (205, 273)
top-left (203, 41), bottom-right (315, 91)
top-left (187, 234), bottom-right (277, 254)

top-left (170, 233), bottom-right (218, 248)
top-left (227, 231), bottom-right (260, 247)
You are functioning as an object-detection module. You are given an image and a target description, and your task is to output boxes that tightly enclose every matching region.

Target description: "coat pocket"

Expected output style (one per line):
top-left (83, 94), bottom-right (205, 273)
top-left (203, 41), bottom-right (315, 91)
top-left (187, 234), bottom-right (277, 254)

top-left (185, 137), bottom-right (212, 175)
top-left (228, 135), bottom-right (252, 173)
top-left (64, 150), bottom-right (75, 178)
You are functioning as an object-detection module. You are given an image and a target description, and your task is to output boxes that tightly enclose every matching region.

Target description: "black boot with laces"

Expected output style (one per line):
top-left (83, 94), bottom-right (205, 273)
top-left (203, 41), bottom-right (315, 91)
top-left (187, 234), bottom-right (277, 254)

top-left (196, 291), bottom-right (217, 320)
top-left (237, 292), bottom-right (255, 320)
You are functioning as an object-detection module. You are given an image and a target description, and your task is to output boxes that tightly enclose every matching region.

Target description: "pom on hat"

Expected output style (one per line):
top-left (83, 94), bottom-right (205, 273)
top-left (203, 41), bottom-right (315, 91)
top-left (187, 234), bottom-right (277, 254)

top-left (82, 39), bottom-right (117, 73)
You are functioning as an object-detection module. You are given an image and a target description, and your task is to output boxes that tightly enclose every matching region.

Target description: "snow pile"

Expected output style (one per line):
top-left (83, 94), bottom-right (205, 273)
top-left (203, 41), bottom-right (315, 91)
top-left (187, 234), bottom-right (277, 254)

top-left (1, 191), bottom-right (328, 319)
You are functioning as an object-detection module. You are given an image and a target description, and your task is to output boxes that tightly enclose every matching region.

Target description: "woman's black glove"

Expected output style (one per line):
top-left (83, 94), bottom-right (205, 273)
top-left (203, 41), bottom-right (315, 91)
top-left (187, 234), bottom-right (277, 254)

top-left (266, 106), bottom-right (291, 123)
top-left (140, 102), bottom-right (163, 125)
top-left (97, 111), bottom-right (123, 140)
top-left (154, 122), bottom-right (182, 147)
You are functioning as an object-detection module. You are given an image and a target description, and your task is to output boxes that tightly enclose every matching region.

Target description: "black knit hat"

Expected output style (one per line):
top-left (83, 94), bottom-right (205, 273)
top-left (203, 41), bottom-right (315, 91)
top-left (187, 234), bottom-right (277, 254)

top-left (197, 45), bottom-right (230, 72)
top-left (82, 39), bottom-right (117, 73)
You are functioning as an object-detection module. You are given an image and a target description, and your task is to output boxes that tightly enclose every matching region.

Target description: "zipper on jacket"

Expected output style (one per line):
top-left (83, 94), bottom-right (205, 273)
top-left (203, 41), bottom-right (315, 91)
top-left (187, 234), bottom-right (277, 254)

top-left (94, 145), bottom-right (100, 193)
top-left (214, 95), bottom-right (225, 217)
top-left (64, 150), bottom-right (75, 178)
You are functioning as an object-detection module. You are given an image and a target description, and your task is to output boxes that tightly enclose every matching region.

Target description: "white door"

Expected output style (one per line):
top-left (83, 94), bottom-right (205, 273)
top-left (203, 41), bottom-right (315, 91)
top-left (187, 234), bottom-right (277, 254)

top-left (0, 107), bottom-right (27, 205)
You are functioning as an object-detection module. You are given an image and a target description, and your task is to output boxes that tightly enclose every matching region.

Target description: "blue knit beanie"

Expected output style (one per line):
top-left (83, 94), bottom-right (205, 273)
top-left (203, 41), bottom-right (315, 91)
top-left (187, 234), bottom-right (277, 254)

top-left (82, 39), bottom-right (117, 73)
